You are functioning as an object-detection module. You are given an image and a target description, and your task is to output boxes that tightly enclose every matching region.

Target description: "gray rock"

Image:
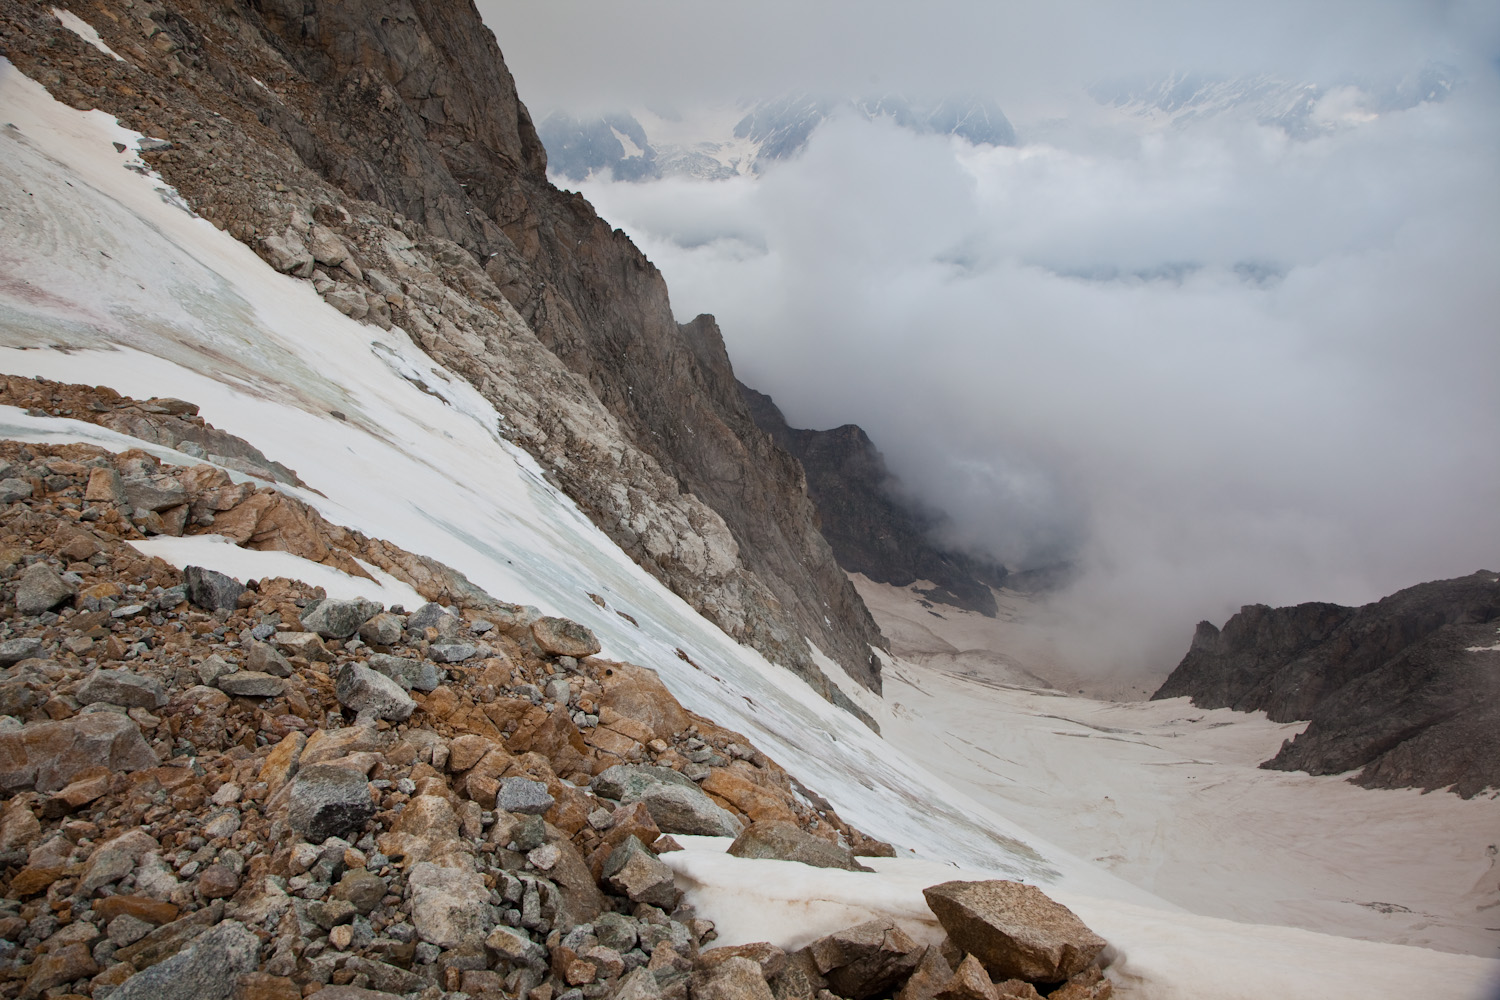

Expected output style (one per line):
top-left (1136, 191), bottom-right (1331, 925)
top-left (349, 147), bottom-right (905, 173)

top-left (308, 225), bottom-right (350, 266)
top-left (405, 602), bottom-right (458, 632)
top-left (15, 563), bottom-right (75, 614)
top-left (366, 653), bottom-right (440, 692)
top-left (0, 478), bottom-right (33, 504)
top-left (593, 911), bottom-right (638, 953)
top-left (595, 766), bottom-right (741, 837)
top-left (531, 617), bottom-right (601, 658)
top-left (728, 822), bottom-right (873, 872)
top-left (153, 584), bottom-right (188, 610)
top-left (332, 869), bottom-right (388, 915)
top-left (183, 566), bottom-right (244, 612)
top-left (108, 919), bottom-right (259, 1000)
top-left (122, 476), bottom-right (187, 512)
top-left (107, 913), bottom-right (154, 947)
top-left (358, 612), bottom-right (403, 647)
top-left (603, 836), bottom-right (679, 910)
top-left (407, 861), bottom-right (492, 948)
top-left (593, 764), bottom-right (699, 801)
top-left (0, 638), bottom-right (43, 666)
top-left (922, 880), bottom-right (1107, 983)
top-left (334, 662), bottom-right (416, 721)
top-left (244, 641), bottom-right (293, 677)
top-left (194, 654), bottom-right (236, 686)
top-left (301, 598), bottom-right (382, 640)
top-left (511, 813), bottom-right (546, 851)
top-left (335, 958), bottom-right (425, 996)
top-left (428, 642), bottom-right (478, 663)
top-left (217, 670), bottom-right (286, 697)
top-left (273, 631), bottom-right (330, 661)
top-left (303, 987), bottom-right (404, 1000)
top-left (615, 967), bottom-right (665, 1000)
top-left (76, 669), bottom-right (169, 710)
top-left (260, 233), bottom-right (314, 275)
top-left (496, 777), bottom-right (554, 815)
top-left (286, 764), bottom-right (376, 842)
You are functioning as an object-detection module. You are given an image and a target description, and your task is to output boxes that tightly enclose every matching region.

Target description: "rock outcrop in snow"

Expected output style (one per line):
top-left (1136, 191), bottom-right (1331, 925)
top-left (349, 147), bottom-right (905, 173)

top-left (1153, 570), bottom-right (1500, 797)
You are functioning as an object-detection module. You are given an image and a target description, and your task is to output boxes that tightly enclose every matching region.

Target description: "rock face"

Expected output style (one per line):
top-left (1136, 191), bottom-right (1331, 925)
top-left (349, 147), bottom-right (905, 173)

top-left (0, 713), bottom-right (158, 792)
top-left (1152, 571), bottom-right (1500, 797)
top-left (740, 384), bottom-right (1009, 616)
top-left (2, 0), bottom-right (889, 701)
top-left (922, 880), bottom-right (1107, 984)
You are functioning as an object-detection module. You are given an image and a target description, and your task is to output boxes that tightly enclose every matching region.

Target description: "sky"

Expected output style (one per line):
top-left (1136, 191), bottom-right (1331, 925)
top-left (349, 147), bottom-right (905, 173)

top-left (482, 2), bottom-right (1500, 681)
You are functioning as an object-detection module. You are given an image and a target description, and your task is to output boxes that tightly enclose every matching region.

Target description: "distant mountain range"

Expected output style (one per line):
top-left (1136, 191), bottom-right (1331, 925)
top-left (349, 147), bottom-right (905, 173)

top-left (1089, 66), bottom-right (1456, 139)
top-left (538, 93), bottom-right (1017, 183)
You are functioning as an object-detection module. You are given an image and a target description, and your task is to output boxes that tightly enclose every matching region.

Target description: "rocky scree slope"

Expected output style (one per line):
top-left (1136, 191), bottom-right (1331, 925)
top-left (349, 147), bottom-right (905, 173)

top-left (0, 388), bottom-right (1113, 1000)
top-left (740, 386), bottom-right (1008, 618)
top-left (1152, 571), bottom-right (1500, 797)
top-left (0, 0), bottom-right (886, 699)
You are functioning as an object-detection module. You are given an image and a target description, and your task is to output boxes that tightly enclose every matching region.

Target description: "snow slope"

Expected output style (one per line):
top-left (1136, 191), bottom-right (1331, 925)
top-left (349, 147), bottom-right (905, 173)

top-left (2, 57), bottom-right (1497, 999)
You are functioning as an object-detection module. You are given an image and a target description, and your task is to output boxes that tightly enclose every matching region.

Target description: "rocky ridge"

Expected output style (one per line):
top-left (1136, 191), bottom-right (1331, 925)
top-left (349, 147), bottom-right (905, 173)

top-left (0, 429), bottom-right (1112, 1000)
top-left (738, 387), bottom-right (1007, 618)
top-left (0, 0), bottom-right (885, 702)
top-left (1152, 571), bottom-right (1500, 797)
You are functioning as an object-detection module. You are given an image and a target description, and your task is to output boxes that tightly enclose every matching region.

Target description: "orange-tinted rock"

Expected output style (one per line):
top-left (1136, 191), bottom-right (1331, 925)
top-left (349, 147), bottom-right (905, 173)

top-left (92, 896), bottom-right (180, 925)
top-left (700, 768), bottom-right (798, 826)
top-left (597, 662), bottom-right (690, 738)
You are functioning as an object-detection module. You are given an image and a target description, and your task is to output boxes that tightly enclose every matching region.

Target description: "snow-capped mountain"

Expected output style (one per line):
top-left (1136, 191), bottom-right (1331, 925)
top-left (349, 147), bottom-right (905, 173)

top-left (1087, 66), bottom-right (1456, 138)
top-left (539, 94), bottom-right (1017, 183)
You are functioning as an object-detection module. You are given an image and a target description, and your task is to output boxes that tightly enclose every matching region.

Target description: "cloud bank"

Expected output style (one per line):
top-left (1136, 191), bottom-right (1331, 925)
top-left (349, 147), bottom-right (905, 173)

top-left (487, 4), bottom-right (1500, 680)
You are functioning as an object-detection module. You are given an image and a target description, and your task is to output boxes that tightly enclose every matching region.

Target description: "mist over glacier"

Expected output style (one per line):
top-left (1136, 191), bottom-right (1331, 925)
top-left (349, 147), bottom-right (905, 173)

top-left (490, 3), bottom-right (1500, 681)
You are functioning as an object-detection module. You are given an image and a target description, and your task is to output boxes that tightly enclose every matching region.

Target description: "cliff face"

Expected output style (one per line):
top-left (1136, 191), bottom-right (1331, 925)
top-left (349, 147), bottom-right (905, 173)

top-left (1153, 572), bottom-right (1500, 797)
top-left (741, 385), bottom-right (1008, 617)
top-left (0, 0), bottom-right (885, 695)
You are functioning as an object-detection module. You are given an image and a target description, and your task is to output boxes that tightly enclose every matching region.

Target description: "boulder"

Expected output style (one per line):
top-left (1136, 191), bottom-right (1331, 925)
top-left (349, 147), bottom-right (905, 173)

top-left (0, 478), bottom-right (31, 504)
top-left (109, 919), bottom-right (259, 1000)
top-left (429, 642), bottom-right (478, 663)
top-left (16, 563), bottom-right (74, 614)
top-left (217, 671), bottom-right (286, 697)
top-left (76, 668), bottom-right (169, 710)
top-left (693, 956), bottom-right (776, 1000)
top-left (594, 763), bottom-right (742, 837)
top-left (922, 881), bottom-right (1106, 984)
top-left (122, 476), bottom-right (187, 512)
top-left (244, 641), bottom-right (293, 677)
top-left (406, 861), bottom-right (492, 948)
top-left (597, 663), bottom-right (692, 740)
top-left (183, 566), bottom-right (244, 612)
top-left (896, 945), bottom-right (957, 1000)
top-left (728, 821), bottom-right (872, 872)
top-left (496, 776), bottom-right (555, 815)
top-left (0, 637), bottom-right (43, 666)
top-left (285, 764), bottom-right (375, 842)
top-left (358, 612), bottom-right (404, 646)
top-left (0, 713), bottom-right (157, 793)
top-left (805, 920), bottom-right (922, 1000)
top-left (366, 653), bottom-right (440, 692)
top-left (301, 598), bottom-right (382, 639)
top-left (334, 662), bottom-right (415, 721)
top-left (602, 835), bottom-right (679, 910)
top-left (531, 616), bottom-right (601, 657)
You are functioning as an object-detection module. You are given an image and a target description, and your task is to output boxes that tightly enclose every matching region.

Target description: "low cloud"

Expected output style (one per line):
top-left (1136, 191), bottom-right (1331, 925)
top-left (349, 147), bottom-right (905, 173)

top-left (565, 80), bottom-right (1500, 680)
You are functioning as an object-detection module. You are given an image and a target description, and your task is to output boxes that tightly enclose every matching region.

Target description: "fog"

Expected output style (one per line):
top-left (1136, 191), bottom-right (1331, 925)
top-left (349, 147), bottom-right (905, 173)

top-left (484, 4), bottom-right (1500, 681)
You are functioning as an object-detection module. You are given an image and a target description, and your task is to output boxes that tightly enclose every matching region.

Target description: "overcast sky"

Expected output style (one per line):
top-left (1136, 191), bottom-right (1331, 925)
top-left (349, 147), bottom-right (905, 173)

top-left (482, 2), bottom-right (1500, 682)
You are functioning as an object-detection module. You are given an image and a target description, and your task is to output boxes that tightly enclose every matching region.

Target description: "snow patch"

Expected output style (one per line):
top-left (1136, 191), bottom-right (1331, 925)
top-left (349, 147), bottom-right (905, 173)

top-left (51, 8), bottom-right (124, 62)
top-left (129, 534), bottom-right (425, 608)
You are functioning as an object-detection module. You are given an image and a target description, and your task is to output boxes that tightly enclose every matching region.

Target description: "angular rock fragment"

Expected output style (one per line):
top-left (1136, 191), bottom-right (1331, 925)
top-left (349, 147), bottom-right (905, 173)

top-left (366, 652), bottom-right (439, 692)
top-left (407, 860), bottom-right (492, 948)
top-left (603, 835), bottom-right (679, 910)
top-left (922, 881), bottom-right (1107, 984)
top-left (16, 562), bottom-right (74, 614)
top-left (217, 670), bottom-right (286, 697)
top-left (0, 713), bottom-right (157, 792)
top-left (109, 919), bottom-right (259, 1000)
top-left (184, 565), bottom-right (245, 612)
top-left (806, 920), bottom-right (922, 1000)
top-left (693, 955), bottom-right (777, 1000)
top-left (301, 597), bottom-right (382, 639)
top-left (594, 763), bottom-right (742, 836)
top-left (334, 661), bottom-right (415, 721)
top-left (728, 821), bottom-right (872, 872)
top-left (77, 668), bottom-right (169, 709)
top-left (286, 764), bottom-right (375, 842)
top-left (531, 616), bottom-right (601, 657)
top-left (0, 637), bottom-right (43, 665)
top-left (244, 640), bottom-right (293, 677)
top-left (497, 776), bottom-right (555, 815)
